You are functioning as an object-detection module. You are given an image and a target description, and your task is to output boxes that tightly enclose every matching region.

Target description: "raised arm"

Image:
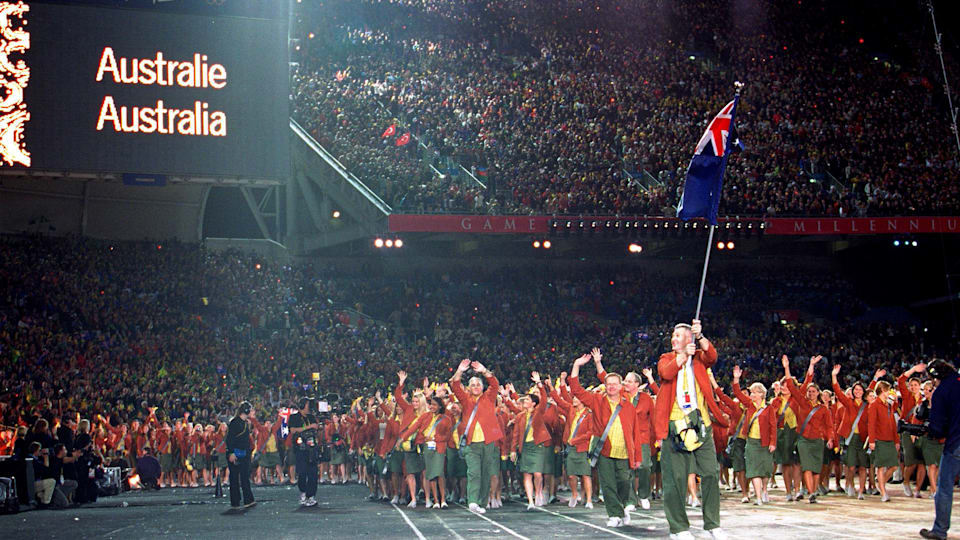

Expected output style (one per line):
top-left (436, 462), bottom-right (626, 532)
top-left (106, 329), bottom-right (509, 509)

top-left (394, 371), bottom-right (412, 414)
top-left (569, 354), bottom-right (599, 411)
top-left (831, 364), bottom-right (856, 411)
top-left (731, 366), bottom-right (750, 404)
top-left (449, 359), bottom-right (472, 404)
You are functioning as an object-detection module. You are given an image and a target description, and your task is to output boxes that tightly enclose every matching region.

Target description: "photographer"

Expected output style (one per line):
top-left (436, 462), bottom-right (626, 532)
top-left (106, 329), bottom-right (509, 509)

top-left (289, 397), bottom-right (320, 507)
top-left (919, 360), bottom-right (960, 540)
top-left (226, 402), bottom-right (256, 510)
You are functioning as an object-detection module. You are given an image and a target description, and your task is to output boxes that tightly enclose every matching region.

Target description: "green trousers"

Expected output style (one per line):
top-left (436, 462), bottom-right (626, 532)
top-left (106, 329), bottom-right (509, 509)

top-left (597, 455), bottom-right (632, 518)
top-left (661, 419), bottom-right (721, 534)
top-left (463, 441), bottom-right (498, 506)
top-left (627, 443), bottom-right (652, 506)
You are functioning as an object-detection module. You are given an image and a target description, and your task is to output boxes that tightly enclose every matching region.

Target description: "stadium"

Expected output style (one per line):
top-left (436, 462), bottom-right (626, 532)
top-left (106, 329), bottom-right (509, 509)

top-left (1, 0), bottom-right (959, 539)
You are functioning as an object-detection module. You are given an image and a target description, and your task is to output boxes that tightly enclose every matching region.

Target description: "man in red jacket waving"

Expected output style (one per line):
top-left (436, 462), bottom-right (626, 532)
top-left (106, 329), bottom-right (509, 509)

top-left (654, 320), bottom-right (729, 540)
top-left (450, 358), bottom-right (503, 514)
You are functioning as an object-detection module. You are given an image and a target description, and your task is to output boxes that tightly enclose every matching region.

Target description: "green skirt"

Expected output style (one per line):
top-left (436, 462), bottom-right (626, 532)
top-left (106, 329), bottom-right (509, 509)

top-left (919, 437), bottom-right (944, 466)
top-left (902, 434), bottom-right (924, 466)
top-left (446, 450), bottom-right (467, 478)
top-left (403, 450), bottom-right (424, 475)
top-left (519, 441), bottom-right (550, 474)
top-left (873, 440), bottom-right (897, 468)
top-left (745, 439), bottom-right (774, 479)
top-left (259, 451), bottom-right (281, 468)
top-left (424, 448), bottom-right (446, 480)
top-left (796, 435), bottom-right (824, 473)
top-left (565, 446), bottom-right (591, 476)
top-left (775, 427), bottom-right (799, 465)
top-left (330, 447), bottom-right (347, 465)
top-left (388, 451), bottom-right (404, 474)
top-left (843, 433), bottom-right (870, 468)
top-left (730, 437), bottom-right (747, 472)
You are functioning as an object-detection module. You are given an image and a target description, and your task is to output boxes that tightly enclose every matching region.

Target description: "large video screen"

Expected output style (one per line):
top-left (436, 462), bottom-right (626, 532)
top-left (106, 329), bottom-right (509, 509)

top-left (0, 1), bottom-right (289, 179)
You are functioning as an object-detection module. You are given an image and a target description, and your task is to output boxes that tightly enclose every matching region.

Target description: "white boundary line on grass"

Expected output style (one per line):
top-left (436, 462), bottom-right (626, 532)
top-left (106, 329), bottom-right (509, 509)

top-left (432, 512), bottom-right (467, 540)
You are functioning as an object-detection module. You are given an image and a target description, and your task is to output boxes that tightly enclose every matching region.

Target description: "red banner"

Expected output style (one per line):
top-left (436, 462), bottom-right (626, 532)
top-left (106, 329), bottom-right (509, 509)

top-left (388, 215), bottom-right (960, 235)
top-left (764, 216), bottom-right (960, 235)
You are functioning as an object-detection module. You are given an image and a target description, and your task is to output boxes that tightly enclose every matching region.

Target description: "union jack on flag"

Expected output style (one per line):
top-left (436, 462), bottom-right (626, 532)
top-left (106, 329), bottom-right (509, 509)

top-left (677, 94), bottom-right (743, 225)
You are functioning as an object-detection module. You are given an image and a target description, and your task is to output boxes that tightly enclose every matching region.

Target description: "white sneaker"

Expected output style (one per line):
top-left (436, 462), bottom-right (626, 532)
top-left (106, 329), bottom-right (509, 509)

top-left (568, 498), bottom-right (577, 508)
top-left (624, 504), bottom-right (636, 512)
top-left (709, 528), bottom-right (729, 540)
top-left (640, 498), bottom-right (650, 510)
top-left (390, 495), bottom-right (399, 504)
top-left (526, 503), bottom-right (535, 511)
top-left (669, 532), bottom-right (696, 540)
top-left (903, 483), bottom-right (914, 497)
top-left (585, 501), bottom-right (594, 509)
top-left (468, 502), bottom-right (486, 514)
top-left (299, 493), bottom-right (307, 505)
top-left (407, 500), bottom-right (416, 508)
top-left (305, 497), bottom-right (317, 507)
top-left (622, 511), bottom-right (631, 525)
top-left (606, 517), bottom-right (623, 528)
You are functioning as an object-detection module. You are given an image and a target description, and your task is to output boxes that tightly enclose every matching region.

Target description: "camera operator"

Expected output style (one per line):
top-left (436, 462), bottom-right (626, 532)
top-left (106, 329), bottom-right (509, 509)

top-left (919, 360), bottom-right (960, 540)
top-left (226, 401), bottom-right (256, 510)
top-left (289, 397), bottom-right (320, 507)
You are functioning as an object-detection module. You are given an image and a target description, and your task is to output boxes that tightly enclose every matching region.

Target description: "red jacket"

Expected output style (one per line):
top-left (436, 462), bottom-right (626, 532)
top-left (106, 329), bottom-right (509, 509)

top-left (785, 378), bottom-right (836, 444)
top-left (897, 374), bottom-right (923, 425)
top-left (716, 388), bottom-right (745, 438)
top-left (450, 373), bottom-right (503, 444)
top-left (511, 385), bottom-right (551, 452)
top-left (569, 375), bottom-right (642, 467)
top-left (832, 381), bottom-right (876, 440)
top-left (731, 382), bottom-right (777, 448)
top-left (653, 343), bottom-right (728, 442)
top-left (374, 417), bottom-right (400, 458)
top-left (551, 388), bottom-right (593, 453)
top-left (597, 369), bottom-right (654, 446)
top-left (867, 398), bottom-right (899, 444)
top-left (398, 412), bottom-right (454, 454)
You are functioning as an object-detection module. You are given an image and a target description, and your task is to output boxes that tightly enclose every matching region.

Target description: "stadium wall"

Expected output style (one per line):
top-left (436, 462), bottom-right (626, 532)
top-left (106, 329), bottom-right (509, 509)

top-left (0, 176), bottom-right (205, 241)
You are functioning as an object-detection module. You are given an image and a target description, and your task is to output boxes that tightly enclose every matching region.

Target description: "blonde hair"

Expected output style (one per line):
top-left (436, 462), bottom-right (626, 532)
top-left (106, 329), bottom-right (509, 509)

top-left (604, 373), bottom-right (623, 384)
top-left (749, 382), bottom-right (767, 398)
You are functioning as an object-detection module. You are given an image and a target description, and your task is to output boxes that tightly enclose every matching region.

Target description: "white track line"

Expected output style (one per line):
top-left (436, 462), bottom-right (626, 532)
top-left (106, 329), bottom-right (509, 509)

top-left (627, 505), bottom-right (865, 540)
top-left (391, 503), bottom-right (428, 540)
top-left (534, 506), bottom-right (644, 539)
top-left (431, 512), bottom-right (467, 540)
top-left (453, 503), bottom-right (532, 540)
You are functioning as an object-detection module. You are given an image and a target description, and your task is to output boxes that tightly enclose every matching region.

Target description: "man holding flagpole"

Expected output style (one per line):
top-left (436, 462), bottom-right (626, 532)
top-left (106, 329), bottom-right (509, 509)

top-left (663, 84), bottom-right (743, 540)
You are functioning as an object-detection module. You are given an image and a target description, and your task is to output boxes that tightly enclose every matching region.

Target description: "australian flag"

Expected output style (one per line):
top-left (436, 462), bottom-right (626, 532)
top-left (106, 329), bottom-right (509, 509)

top-left (677, 95), bottom-right (743, 225)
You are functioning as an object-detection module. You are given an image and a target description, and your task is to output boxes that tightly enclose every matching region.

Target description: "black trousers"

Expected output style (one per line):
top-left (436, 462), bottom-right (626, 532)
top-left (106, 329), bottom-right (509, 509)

top-left (228, 455), bottom-right (254, 507)
top-left (296, 447), bottom-right (318, 497)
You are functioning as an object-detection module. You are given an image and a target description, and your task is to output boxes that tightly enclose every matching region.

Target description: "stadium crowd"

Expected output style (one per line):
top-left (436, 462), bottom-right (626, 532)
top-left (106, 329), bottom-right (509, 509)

top-left (0, 235), bottom-right (953, 518)
top-left (291, 0), bottom-right (960, 217)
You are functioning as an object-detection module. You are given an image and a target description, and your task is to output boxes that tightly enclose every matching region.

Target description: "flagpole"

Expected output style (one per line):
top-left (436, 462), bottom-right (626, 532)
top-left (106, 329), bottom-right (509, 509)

top-left (694, 224), bottom-right (716, 320)
top-left (693, 81), bottom-right (743, 321)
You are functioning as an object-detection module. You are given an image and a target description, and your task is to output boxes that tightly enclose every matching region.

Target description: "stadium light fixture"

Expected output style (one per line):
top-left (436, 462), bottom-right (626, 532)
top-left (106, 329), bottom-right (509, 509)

top-left (543, 240), bottom-right (552, 249)
top-left (912, 240), bottom-right (918, 247)
top-left (374, 238), bottom-right (384, 248)
top-left (726, 241), bottom-right (735, 250)
top-left (716, 241), bottom-right (725, 250)
top-left (332, 210), bottom-right (341, 219)
top-left (385, 239), bottom-right (394, 248)
top-left (533, 240), bottom-right (541, 249)
top-left (893, 240), bottom-right (900, 247)
top-left (628, 243), bottom-right (643, 254)
top-left (394, 239), bottom-right (403, 248)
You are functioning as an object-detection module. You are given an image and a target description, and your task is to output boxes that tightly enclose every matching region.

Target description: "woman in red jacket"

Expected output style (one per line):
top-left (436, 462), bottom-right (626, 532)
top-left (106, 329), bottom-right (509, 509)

top-left (552, 382), bottom-right (594, 508)
top-left (867, 380), bottom-right (900, 502)
top-left (398, 396), bottom-right (453, 508)
top-left (510, 373), bottom-right (551, 510)
top-left (731, 366), bottom-right (777, 505)
top-left (783, 355), bottom-right (836, 504)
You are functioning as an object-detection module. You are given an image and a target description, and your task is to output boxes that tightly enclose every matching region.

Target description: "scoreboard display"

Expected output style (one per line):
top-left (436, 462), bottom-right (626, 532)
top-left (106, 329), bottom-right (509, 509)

top-left (0, 1), bottom-right (289, 179)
